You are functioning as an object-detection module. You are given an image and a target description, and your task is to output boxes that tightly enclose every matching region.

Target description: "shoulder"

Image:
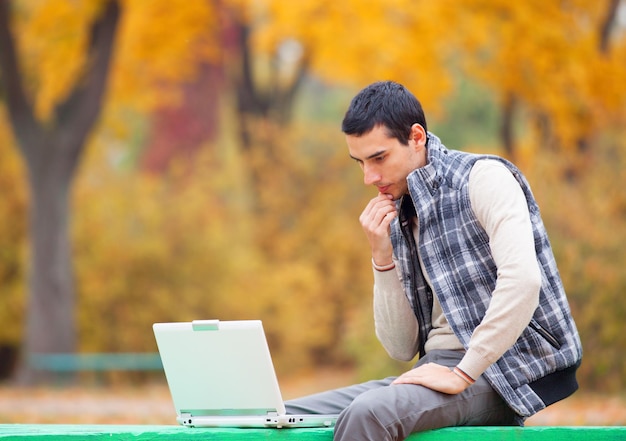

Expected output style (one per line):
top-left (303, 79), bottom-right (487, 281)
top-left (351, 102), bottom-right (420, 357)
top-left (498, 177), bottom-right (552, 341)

top-left (470, 158), bottom-right (514, 183)
top-left (469, 159), bottom-right (530, 228)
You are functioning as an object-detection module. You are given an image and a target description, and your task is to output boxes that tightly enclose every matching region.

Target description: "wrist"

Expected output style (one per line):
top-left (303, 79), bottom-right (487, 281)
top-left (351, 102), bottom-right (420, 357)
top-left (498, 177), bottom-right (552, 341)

top-left (452, 366), bottom-right (475, 386)
top-left (371, 247), bottom-right (393, 267)
top-left (372, 258), bottom-right (395, 272)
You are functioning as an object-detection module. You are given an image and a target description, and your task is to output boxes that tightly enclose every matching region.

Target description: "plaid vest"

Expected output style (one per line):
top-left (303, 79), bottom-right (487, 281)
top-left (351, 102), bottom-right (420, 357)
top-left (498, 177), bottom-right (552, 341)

top-left (389, 133), bottom-right (582, 418)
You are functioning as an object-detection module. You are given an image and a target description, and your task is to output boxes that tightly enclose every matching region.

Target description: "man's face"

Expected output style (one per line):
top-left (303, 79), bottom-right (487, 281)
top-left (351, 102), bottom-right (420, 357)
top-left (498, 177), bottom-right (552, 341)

top-left (347, 124), bottom-right (428, 200)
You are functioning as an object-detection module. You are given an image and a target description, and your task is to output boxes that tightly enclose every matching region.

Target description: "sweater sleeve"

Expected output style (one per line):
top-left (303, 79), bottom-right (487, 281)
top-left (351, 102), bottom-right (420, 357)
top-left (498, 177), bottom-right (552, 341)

top-left (372, 263), bottom-right (420, 362)
top-left (456, 160), bottom-right (542, 380)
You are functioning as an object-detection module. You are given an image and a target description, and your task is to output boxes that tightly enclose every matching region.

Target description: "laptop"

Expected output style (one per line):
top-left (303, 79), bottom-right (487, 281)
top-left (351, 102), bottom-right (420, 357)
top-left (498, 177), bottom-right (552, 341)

top-left (153, 319), bottom-right (339, 428)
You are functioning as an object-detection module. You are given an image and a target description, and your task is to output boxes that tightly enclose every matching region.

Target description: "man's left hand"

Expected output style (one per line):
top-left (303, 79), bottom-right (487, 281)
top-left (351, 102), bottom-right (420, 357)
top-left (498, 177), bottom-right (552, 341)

top-left (392, 362), bottom-right (470, 395)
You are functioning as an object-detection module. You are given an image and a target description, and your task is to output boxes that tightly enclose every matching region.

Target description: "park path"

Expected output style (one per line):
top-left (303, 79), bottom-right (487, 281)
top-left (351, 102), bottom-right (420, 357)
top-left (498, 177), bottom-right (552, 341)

top-left (0, 375), bottom-right (624, 426)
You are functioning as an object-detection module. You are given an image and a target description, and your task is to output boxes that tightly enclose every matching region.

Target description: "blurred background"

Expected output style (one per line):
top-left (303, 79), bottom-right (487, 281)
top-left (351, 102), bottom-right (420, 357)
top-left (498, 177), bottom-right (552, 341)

top-left (0, 0), bottom-right (625, 425)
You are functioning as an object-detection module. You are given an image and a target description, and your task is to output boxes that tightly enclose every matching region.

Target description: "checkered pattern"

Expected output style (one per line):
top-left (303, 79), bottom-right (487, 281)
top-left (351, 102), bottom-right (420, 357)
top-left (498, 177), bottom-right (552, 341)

top-left (389, 133), bottom-right (582, 418)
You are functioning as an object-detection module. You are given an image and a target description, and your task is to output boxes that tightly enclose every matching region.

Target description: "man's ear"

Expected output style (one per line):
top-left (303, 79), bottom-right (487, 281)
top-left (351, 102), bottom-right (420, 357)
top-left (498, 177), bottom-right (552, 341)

top-left (410, 123), bottom-right (427, 148)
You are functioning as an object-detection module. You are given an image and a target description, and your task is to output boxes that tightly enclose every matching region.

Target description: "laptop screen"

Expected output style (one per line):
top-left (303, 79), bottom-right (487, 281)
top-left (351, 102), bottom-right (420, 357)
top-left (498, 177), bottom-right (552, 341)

top-left (153, 320), bottom-right (286, 418)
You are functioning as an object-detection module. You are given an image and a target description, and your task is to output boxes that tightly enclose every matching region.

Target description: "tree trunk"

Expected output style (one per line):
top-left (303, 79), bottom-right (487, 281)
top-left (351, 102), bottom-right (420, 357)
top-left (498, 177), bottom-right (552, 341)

top-left (0, 0), bottom-right (120, 384)
top-left (230, 20), bottom-right (309, 153)
top-left (226, 16), bottom-right (310, 219)
top-left (599, 0), bottom-right (620, 54)
top-left (500, 92), bottom-right (516, 159)
top-left (20, 144), bottom-right (77, 383)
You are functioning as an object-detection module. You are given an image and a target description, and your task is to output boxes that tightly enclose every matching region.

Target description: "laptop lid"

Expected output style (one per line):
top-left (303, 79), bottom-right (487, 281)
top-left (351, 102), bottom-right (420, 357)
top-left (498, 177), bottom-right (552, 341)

top-left (153, 320), bottom-right (286, 421)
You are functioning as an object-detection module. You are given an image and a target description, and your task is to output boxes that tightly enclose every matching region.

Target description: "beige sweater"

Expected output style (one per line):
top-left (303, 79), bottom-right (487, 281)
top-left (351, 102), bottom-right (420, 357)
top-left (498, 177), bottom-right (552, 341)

top-left (372, 159), bottom-right (542, 380)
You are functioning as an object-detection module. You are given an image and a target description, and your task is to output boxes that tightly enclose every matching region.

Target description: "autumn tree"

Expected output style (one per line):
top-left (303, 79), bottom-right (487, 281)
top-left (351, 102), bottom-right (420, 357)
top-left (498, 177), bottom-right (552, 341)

top-left (0, 114), bottom-right (28, 379)
top-left (237, 0), bottom-right (626, 385)
top-left (2, 0), bottom-right (625, 389)
top-left (252, 0), bottom-right (626, 162)
top-left (0, 0), bottom-right (121, 383)
top-left (0, 0), bottom-right (217, 383)
top-left (439, 0), bottom-right (626, 164)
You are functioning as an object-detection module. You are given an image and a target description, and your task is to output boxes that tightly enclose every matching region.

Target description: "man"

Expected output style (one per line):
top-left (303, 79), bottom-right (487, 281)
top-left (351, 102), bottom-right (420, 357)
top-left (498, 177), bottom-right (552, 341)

top-left (285, 81), bottom-right (582, 441)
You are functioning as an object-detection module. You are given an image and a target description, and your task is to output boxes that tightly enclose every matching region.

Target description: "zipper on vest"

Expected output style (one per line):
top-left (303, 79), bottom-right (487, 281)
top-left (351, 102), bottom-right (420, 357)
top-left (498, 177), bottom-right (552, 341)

top-left (399, 199), bottom-right (431, 358)
top-left (528, 321), bottom-right (561, 350)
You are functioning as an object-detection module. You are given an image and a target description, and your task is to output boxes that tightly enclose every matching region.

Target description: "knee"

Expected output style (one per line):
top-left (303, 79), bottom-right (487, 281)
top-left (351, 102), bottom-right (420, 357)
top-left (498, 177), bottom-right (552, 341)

top-left (334, 392), bottom-right (394, 441)
top-left (340, 392), bottom-right (381, 422)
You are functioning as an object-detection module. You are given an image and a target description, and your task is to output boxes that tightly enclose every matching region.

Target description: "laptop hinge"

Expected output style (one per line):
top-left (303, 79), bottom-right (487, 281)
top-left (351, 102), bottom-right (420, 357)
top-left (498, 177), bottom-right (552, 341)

top-left (180, 412), bottom-right (193, 427)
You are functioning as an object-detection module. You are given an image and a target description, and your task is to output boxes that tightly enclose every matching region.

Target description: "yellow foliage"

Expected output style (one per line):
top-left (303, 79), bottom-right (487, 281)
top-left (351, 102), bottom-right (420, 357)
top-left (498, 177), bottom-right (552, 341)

top-left (254, 0), bottom-right (455, 116)
top-left (14, 0), bottom-right (105, 119)
top-left (3, 0), bottom-right (626, 390)
top-left (68, 118), bottom-right (380, 376)
top-left (442, 0), bottom-right (626, 149)
top-left (73, 145), bottom-right (243, 351)
top-left (0, 109), bottom-right (28, 344)
top-left (11, 0), bottom-right (218, 122)
top-left (524, 136), bottom-right (626, 390)
top-left (253, 0), bottom-right (626, 149)
top-left (12, 0), bottom-right (624, 155)
top-left (111, 0), bottom-right (219, 111)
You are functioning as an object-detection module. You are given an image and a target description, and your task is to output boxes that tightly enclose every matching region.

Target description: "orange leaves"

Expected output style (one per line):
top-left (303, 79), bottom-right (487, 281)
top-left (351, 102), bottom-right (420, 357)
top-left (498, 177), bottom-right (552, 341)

top-left (72, 146), bottom-right (241, 352)
top-left (12, 0), bottom-right (218, 121)
top-left (449, 0), bottom-right (626, 150)
top-left (9, 0), bottom-right (626, 157)
top-left (524, 142), bottom-right (626, 390)
top-left (256, 0), bottom-right (625, 153)
top-left (254, 0), bottom-right (456, 114)
top-left (14, 0), bottom-right (623, 155)
top-left (3, 0), bottom-right (625, 388)
top-left (0, 111), bottom-right (27, 344)
top-left (14, 0), bottom-right (105, 120)
top-left (111, 0), bottom-right (218, 111)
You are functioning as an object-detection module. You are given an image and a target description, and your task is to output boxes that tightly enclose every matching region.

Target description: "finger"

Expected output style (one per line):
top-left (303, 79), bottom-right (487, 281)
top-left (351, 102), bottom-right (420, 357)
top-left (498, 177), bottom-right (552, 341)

top-left (360, 206), bottom-right (388, 232)
top-left (391, 363), bottom-right (434, 384)
top-left (362, 197), bottom-right (396, 226)
top-left (371, 208), bottom-right (397, 234)
top-left (361, 194), bottom-right (391, 220)
top-left (359, 201), bottom-right (377, 226)
top-left (392, 374), bottom-right (422, 385)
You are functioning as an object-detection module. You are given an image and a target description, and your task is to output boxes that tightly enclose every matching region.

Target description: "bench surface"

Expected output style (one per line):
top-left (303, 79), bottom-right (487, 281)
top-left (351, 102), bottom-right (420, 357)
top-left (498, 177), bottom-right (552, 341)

top-left (0, 425), bottom-right (624, 440)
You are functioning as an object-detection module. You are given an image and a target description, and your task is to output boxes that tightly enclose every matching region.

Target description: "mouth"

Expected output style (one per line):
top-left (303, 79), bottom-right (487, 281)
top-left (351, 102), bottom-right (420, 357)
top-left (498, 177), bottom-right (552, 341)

top-left (377, 185), bottom-right (391, 194)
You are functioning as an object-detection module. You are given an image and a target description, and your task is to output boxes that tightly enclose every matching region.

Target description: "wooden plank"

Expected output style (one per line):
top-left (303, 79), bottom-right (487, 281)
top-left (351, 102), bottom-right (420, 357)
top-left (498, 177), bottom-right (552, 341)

top-left (0, 425), bottom-right (332, 440)
top-left (0, 425), bottom-right (625, 440)
top-left (413, 426), bottom-right (626, 441)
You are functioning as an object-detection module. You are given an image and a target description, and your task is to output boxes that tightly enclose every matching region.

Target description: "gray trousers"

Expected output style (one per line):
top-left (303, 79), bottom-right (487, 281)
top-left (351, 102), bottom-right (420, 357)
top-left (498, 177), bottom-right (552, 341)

top-left (285, 350), bottom-right (518, 441)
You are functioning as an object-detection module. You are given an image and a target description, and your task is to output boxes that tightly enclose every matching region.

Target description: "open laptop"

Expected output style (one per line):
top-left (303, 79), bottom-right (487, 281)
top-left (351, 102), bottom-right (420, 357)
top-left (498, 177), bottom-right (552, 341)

top-left (153, 319), bottom-right (339, 428)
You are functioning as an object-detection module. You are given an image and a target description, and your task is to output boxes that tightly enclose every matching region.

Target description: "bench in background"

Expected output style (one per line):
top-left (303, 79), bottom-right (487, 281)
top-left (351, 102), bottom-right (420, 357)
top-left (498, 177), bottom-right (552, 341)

top-left (27, 353), bottom-right (163, 372)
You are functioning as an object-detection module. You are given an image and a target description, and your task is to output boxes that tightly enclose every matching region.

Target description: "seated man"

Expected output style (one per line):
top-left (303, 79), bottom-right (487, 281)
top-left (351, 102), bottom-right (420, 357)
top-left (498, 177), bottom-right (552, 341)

top-left (286, 81), bottom-right (582, 441)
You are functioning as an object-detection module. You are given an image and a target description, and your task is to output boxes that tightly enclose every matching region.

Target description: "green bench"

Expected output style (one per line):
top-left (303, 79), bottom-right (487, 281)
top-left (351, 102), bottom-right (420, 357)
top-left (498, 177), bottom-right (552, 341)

top-left (25, 353), bottom-right (164, 384)
top-left (0, 425), bottom-right (624, 440)
top-left (27, 353), bottom-right (163, 372)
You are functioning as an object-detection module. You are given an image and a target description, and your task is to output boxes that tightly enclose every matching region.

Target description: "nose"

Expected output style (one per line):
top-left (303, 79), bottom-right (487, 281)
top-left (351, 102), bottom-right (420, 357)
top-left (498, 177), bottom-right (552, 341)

top-left (363, 164), bottom-right (381, 186)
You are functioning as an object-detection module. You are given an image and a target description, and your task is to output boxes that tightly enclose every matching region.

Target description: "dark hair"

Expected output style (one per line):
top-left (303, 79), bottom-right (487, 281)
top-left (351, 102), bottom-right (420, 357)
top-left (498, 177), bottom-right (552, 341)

top-left (341, 81), bottom-right (427, 145)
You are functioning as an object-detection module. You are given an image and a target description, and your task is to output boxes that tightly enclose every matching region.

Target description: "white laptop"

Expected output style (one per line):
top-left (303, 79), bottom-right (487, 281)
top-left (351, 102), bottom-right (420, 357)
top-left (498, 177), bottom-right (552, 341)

top-left (153, 319), bottom-right (338, 428)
